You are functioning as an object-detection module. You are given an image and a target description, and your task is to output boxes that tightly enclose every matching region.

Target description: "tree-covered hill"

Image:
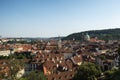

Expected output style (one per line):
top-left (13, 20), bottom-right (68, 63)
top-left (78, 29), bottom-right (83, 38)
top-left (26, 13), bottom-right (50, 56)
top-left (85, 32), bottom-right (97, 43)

top-left (63, 28), bottom-right (120, 41)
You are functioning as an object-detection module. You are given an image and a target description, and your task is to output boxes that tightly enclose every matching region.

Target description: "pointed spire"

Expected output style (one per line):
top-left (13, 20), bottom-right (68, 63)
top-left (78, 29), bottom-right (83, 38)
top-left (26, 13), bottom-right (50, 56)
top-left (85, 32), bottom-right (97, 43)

top-left (58, 36), bottom-right (62, 49)
top-left (85, 33), bottom-right (90, 41)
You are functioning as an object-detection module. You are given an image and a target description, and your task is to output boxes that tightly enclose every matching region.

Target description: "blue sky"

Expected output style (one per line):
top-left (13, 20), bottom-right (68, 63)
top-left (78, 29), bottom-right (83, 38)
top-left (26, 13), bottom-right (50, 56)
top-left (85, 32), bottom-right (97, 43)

top-left (0, 0), bottom-right (120, 37)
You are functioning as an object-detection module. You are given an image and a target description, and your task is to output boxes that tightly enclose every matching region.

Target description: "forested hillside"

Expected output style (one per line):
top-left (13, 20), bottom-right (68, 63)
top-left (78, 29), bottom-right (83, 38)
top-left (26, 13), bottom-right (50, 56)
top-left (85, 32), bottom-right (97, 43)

top-left (63, 28), bottom-right (120, 41)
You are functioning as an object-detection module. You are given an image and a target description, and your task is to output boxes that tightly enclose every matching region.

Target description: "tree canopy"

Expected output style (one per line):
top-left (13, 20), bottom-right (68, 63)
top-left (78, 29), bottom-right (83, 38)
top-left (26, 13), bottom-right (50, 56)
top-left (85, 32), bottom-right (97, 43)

top-left (18, 71), bottom-right (47, 80)
top-left (63, 28), bottom-right (120, 41)
top-left (73, 62), bottom-right (101, 80)
top-left (104, 68), bottom-right (120, 80)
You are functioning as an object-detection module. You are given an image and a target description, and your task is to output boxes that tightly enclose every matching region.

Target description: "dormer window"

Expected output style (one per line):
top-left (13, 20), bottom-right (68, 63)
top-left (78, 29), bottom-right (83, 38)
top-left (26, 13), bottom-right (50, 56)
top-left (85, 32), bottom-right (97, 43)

top-left (61, 57), bottom-right (63, 60)
top-left (59, 60), bottom-right (62, 64)
top-left (52, 58), bottom-right (54, 61)
top-left (57, 57), bottom-right (59, 61)
top-left (56, 64), bottom-right (59, 68)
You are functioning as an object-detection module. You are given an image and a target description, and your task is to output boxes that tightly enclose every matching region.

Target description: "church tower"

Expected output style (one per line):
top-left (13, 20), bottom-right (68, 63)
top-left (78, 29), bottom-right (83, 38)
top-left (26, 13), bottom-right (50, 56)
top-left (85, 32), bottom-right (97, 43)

top-left (58, 37), bottom-right (62, 49)
top-left (85, 33), bottom-right (90, 41)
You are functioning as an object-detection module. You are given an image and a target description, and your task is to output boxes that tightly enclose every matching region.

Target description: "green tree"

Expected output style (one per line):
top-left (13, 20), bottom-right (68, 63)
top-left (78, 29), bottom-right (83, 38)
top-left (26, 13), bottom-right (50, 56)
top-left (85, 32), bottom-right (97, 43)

top-left (9, 59), bottom-right (25, 80)
top-left (73, 62), bottom-right (101, 80)
top-left (18, 78), bottom-right (28, 80)
top-left (18, 71), bottom-right (47, 80)
top-left (104, 68), bottom-right (120, 80)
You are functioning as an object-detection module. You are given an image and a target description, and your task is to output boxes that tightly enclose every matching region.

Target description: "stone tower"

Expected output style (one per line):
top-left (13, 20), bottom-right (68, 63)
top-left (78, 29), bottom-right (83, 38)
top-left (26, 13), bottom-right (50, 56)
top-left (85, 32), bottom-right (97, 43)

top-left (85, 33), bottom-right (90, 41)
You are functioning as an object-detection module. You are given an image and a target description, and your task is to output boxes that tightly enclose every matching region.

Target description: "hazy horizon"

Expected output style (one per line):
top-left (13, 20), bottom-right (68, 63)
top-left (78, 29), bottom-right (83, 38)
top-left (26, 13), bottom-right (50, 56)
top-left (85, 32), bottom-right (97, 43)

top-left (1, 0), bottom-right (120, 37)
top-left (1, 28), bottom-right (120, 38)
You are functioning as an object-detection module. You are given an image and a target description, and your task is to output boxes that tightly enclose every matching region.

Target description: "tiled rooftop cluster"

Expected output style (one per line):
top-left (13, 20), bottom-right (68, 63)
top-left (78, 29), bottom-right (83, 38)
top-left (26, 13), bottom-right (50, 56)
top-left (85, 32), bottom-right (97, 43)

top-left (0, 38), bottom-right (120, 80)
top-left (0, 60), bottom-right (10, 79)
top-left (28, 40), bottom-right (82, 80)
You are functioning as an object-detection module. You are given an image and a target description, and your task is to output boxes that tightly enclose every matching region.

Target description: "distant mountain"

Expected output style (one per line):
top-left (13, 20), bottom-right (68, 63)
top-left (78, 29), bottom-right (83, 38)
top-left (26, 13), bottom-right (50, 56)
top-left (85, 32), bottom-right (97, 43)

top-left (63, 28), bottom-right (120, 41)
top-left (48, 36), bottom-right (64, 40)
